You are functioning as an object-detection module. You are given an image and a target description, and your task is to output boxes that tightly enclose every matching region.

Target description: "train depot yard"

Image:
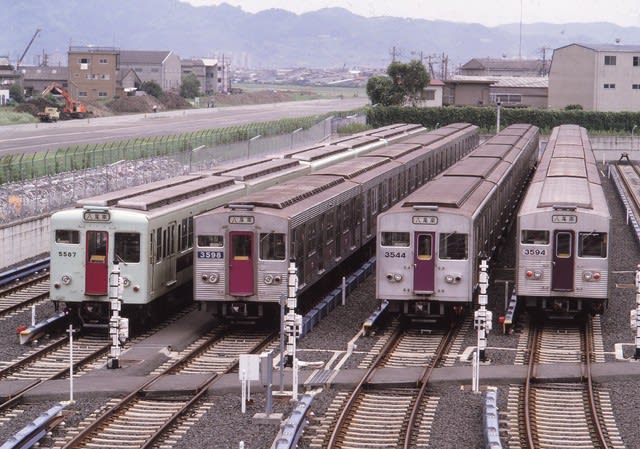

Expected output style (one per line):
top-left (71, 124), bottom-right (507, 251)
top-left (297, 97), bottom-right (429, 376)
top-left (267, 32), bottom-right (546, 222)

top-left (1, 122), bottom-right (640, 448)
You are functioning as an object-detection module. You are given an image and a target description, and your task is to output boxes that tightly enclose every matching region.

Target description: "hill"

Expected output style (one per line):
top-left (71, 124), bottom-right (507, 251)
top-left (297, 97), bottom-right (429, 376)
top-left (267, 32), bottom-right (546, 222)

top-left (4, 1), bottom-right (640, 68)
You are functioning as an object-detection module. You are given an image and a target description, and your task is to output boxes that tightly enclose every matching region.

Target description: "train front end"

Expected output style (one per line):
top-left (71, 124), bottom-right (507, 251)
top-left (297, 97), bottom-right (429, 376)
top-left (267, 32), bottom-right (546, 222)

top-left (50, 207), bottom-right (149, 326)
top-left (377, 207), bottom-right (472, 322)
top-left (194, 205), bottom-right (289, 319)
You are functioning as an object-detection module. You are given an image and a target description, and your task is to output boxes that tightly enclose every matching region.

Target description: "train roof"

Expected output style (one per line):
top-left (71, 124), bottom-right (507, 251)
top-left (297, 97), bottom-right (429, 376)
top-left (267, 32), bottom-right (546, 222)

top-left (211, 158), bottom-right (303, 181)
top-left (228, 174), bottom-right (345, 209)
top-left (313, 156), bottom-right (391, 179)
top-left (116, 176), bottom-right (237, 211)
top-left (75, 174), bottom-right (205, 207)
top-left (396, 124), bottom-right (538, 211)
top-left (362, 142), bottom-right (423, 159)
top-left (284, 143), bottom-right (349, 162)
top-left (527, 124), bottom-right (603, 210)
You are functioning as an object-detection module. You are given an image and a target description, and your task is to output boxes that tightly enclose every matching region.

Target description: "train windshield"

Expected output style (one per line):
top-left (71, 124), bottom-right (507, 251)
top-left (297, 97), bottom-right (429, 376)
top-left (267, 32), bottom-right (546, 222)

top-left (198, 235), bottom-right (224, 247)
top-left (381, 232), bottom-right (410, 247)
top-left (439, 233), bottom-right (468, 260)
top-left (55, 230), bottom-right (80, 244)
top-left (260, 232), bottom-right (286, 260)
top-left (521, 230), bottom-right (549, 245)
top-left (578, 232), bottom-right (607, 258)
top-left (115, 232), bottom-right (140, 263)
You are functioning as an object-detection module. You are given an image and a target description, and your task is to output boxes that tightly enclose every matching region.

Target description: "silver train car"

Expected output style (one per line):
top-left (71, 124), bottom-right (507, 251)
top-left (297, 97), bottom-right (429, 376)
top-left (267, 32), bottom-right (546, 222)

top-left (376, 124), bottom-right (540, 322)
top-left (194, 123), bottom-right (480, 318)
top-left (49, 123), bottom-right (427, 326)
top-left (516, 124), bottom-right (610, 317)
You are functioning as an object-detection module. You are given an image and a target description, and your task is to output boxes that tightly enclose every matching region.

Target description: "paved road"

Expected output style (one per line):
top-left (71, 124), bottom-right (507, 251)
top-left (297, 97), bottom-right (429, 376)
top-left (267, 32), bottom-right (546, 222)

top-left (0, 97), bottom-right (369, 156)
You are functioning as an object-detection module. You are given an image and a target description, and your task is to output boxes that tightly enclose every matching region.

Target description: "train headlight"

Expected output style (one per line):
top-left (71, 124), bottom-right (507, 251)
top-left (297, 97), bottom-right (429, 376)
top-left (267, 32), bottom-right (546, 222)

top-left (583, 271), bottom-right (601, 281)
top-left (264, 274), bottom-right (274, 285)
top-left (386, 273), bottom-right (402, 282)
top-left (526, 270), bottom-right (543, 280)
top-left (122, 277), bottom-right (131, 288)
top-left (208, 273), bottom-right (219, 284)
top-left (445, 273), bottom-right (462, 284)
top-left (61, 274), bottom-right (72, 285)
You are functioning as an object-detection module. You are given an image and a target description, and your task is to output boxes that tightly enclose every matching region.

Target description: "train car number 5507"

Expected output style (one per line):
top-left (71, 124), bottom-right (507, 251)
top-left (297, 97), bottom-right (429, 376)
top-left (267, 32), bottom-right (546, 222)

top-left (384, 251), bottom-right (406, 258)
top-left (522, 248), bottom-right (546, 256)
top-left (58, 251), bottom-right (77, 257)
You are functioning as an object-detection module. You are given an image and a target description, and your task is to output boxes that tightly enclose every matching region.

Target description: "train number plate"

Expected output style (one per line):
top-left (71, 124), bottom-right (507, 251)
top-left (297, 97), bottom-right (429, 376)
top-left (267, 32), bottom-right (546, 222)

top-left (197, 251), bottom-right (224, 259)
top-left (522, 248), bottom-right (547, 256)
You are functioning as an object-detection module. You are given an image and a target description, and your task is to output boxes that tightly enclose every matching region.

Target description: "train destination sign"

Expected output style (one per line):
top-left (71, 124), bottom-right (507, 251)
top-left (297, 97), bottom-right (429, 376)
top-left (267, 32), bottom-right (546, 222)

top-left (551, 214), bottom-right (577, 224)
top-left (412, 216), bottom-right (438, 225)
top-left (229, 216), bottom-right (254, 224)
top-left (83, 211), bottom-right (110, 222)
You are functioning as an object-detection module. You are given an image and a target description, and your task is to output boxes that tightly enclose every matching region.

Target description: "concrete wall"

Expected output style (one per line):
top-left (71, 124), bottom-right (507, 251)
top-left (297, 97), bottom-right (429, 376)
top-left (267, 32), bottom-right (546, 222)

top-left (1, 215), bottom-right (50, 269)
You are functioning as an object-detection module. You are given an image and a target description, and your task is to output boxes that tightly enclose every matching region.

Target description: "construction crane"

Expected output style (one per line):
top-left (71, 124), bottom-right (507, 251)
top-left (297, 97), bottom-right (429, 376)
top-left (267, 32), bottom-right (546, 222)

top-left (16, 28), bottom-right (41, 71)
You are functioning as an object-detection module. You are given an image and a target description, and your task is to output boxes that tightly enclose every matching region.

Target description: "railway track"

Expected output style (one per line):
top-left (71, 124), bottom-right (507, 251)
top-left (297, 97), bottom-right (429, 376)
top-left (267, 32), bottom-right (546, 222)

top-left (508, 318), bottom-right (624, 449)
top-left (317, 320), bottom-right (458, 449)
top-left (50, 327), bottom-right (276, 449)
top-left (0, 274), bottom-right (50, 320)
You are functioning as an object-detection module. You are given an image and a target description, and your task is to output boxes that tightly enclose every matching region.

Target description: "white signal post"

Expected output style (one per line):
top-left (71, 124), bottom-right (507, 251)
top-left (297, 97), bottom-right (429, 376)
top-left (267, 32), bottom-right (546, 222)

top-left (632, 265), bottom-right (640, 360)
top-left (473, 259), bottom-right (492, 392)
top-left (107, 262), bottom-right (129, 369)
top-left (285, 260), bottom-right (302, 400)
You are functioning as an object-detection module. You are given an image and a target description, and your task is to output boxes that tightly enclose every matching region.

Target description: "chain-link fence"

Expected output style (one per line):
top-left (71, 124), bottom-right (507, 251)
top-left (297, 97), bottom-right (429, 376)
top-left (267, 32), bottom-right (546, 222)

top-left (0, 115), bottom-right (364, 224)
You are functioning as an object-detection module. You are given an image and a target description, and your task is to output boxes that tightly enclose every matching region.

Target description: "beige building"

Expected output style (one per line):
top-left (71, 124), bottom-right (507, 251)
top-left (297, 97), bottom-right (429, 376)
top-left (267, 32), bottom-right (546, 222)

top-left (548, 43), bottom-right (640, 111)
top-left (181, 58), bottom-right (230, 95)
top-left (119, 50), bottom-right (181, 91)
top-left (67, 46), bottom-right (119, 101)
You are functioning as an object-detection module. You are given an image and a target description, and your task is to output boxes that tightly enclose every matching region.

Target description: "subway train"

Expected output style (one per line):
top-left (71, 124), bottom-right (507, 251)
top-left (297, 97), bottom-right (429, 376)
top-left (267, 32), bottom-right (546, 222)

top-left (515, 124), bottom-right (610, 318)
top-left (193, 123), bottom-right (480, 319)
top-left (376, 124), bottom-right (540, 322)
top-left (49, 123), bottom-right (427, 326)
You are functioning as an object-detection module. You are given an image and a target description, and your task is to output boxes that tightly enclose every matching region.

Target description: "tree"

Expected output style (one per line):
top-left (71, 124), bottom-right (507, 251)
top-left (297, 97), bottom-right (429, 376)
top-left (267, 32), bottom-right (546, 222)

top-left (180, 73), bottom-right (200, 99)
top-left (366, 59), bottom-right (430, 106)
top-left (9, 84), bottom-right (24, 103)
top-left (140, 80), bottom-right (163, 98)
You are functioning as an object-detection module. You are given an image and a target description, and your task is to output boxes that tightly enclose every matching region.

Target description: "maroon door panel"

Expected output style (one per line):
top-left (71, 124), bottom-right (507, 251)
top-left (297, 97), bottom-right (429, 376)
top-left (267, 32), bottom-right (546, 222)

top-left (85, 230), bottom-right (109, 295)
top-left (552, 230), bottom-right (574, 291)
top-left (229, 231), bottom-right (254, 296)
top-left (413, 232), bottom-right (435, 294)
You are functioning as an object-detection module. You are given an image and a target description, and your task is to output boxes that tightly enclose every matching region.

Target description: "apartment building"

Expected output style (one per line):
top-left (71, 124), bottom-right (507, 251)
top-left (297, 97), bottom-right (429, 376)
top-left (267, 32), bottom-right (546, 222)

top-left (67, 46), bottom-right (119, 101)
top-left (119, 50), bottom-right (181, 91)
top-left (548, 43), bottom-right (640, 111)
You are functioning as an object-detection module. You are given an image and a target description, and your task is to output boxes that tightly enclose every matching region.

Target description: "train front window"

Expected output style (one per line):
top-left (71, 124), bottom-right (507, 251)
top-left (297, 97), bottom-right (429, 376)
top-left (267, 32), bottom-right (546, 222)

top-left (260, 232), bottom-right (286, 260)
top-left (417, 234), bottom-right (432, 260)
top-left (556, 232), bottom-right (572, 258)
top-left (439, 233), bottom-right (468, 260)
top-left (579, 232), bottom-right (607, 258)
top-left (198, 235), bottom-right (223, 247)
top-left (381, 232), bottom-right (409, 247)
top-left (55, 230), bottom-right (79, 244)
top-left (521, 230), bottom-right (549, 245)
top-left (115, 232), bottom-right (140, 263)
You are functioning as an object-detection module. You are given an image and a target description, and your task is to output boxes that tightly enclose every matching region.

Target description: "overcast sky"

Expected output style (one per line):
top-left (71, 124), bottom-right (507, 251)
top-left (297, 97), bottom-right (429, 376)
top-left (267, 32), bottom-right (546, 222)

top-left (181, 0), bottom-right (640, 27)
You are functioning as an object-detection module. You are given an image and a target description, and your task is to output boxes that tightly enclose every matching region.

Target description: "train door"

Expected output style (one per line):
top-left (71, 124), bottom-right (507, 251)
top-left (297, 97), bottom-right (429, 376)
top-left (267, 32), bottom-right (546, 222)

top-left (85, 230), bottom-right (108, 295)
top-left (229, 231), bottom-right (254, 296)
top-left (413, 232), bottom-right (435, 293)
top-left (552, 230), bottom-right (574, 291)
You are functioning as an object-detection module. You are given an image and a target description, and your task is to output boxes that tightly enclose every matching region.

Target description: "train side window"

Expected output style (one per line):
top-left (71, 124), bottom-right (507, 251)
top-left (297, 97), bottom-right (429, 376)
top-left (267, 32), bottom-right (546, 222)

top-left (156, 228), bottom-right (162, 263)
top-left (259, 232), bottom-right (286, 260)
top-left (521, 230), bottom-right (549, 245)
top-left (198, 235), bottom-right (224, 247)
top-left (55, 230), bottom-right (80, 244)
top-left (381, 232), bottom-right (409, 247)
top-left (556, 232), bottom-right (572, 258)
top-left (115, 232), bottom-right (140, 263)
top-left (579, 232), bottom-right (607, 258)
top-left (439, 233), bottom-right (468, 260)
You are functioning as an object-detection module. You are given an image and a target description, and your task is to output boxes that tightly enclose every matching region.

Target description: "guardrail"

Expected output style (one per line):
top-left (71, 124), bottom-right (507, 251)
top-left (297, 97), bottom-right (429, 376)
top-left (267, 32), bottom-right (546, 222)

top-left (0, 257), bottom-right (50, 288)
top-left (483, 388), bottom-right (503, 449)
top-left (270, 394), bottom-right (315, 449)
top-left (0, 402), bottom-right (69, 449)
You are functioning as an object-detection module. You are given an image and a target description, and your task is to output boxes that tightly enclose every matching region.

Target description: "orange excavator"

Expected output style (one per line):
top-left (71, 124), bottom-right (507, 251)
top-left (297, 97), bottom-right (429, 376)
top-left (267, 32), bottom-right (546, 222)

top-left (41, 82), bottom-right (92, 119)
